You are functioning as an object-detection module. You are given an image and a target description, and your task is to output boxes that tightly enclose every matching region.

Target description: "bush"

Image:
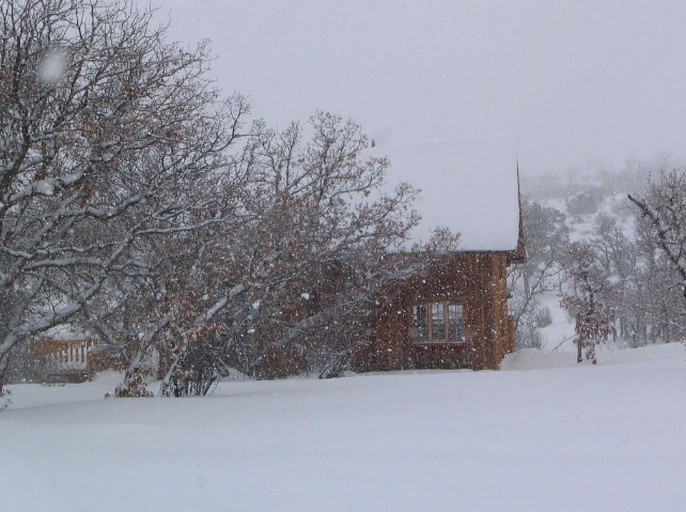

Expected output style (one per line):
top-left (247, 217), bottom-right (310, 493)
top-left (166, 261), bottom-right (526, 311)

top-left (535, 307), bottom-right (553, 328)
top-left (566, 188), bottom-right (604, 219)
top-left (515, 308), bottom-right (544, 350)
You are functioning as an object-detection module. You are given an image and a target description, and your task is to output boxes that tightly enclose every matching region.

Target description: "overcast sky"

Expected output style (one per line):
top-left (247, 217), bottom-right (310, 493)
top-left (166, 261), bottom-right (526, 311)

top-left (151, 1), bottom-right (686, 172)
top-left (146, 0), bottom-right (686, 245)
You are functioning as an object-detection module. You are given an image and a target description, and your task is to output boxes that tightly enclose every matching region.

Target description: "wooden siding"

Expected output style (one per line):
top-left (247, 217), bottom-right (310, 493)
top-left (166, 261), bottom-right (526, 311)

top-left (356, 252), bottom-right (515, 372)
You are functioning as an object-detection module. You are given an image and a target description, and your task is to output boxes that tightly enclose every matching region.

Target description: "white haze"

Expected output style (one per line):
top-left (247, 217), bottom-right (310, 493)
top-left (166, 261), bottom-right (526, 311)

top-left (141, 0), bottom-right (686, 244)
top-left (148, 1), bottom-right (686, 173)
top-left (37, 49), bottom-right (67, 85)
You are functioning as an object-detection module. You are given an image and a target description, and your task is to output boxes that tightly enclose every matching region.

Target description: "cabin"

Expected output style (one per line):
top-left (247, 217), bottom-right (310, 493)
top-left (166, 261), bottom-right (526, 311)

top-left (356, 163), bottom-right (526, 372)
top-left (21, 158), bottom-right (525, 381)
top-left (356, 247), bottom-right (524, 372)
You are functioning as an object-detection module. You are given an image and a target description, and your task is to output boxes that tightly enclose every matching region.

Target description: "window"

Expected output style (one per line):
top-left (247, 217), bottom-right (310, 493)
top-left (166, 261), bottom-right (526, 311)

top-left (413, 303), bottom-right (464, 343)
top-left (448, 304), bottom-right (464, 341)
top-left (431, 303), bottom-right (446, 341)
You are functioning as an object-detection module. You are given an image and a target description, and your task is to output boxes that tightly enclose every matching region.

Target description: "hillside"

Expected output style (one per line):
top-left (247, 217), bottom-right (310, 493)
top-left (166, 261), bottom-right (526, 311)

top-left (516, 166), bottom-right (683, 352)
top-left (2, 344), bottom-right (685, 512)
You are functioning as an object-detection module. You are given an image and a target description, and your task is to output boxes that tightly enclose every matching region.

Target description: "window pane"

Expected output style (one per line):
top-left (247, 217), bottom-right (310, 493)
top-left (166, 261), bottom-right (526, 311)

top-left (449, 304), bottom-right (464, 341)
top-left (414, 305), bottom-right (428, 341)
top-left (431, 303), bottom-right (446, 341)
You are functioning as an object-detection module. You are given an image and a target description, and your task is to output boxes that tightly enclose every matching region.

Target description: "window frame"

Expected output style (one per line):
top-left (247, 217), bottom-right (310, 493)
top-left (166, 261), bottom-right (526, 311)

top-left (412, 302), bottom-right (465, 344)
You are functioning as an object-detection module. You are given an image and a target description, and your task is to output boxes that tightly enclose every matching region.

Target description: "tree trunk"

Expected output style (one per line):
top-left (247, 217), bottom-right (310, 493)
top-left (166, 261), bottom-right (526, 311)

top-left (0, 351), bottom-right (9, 397)
top-left (577, 341), bottom-right (583, 363)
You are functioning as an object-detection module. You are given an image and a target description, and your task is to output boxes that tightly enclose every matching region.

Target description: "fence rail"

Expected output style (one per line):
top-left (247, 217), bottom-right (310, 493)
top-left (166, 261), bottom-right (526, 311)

top-left (31, 338), bottom-right (100, 383)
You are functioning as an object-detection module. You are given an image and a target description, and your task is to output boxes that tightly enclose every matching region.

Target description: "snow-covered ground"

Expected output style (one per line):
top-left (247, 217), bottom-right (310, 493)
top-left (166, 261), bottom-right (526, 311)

top-left (2, 344), bottom-right (685, 512)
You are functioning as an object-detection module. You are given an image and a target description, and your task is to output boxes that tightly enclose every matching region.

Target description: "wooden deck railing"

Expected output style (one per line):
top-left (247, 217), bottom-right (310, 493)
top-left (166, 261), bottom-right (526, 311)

top-left (31, 338), bottom-right (100, 383)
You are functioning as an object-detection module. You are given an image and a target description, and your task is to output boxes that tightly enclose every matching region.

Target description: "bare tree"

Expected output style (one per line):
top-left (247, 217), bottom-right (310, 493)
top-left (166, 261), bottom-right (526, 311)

top-left (628, 168), bottom-right (686, 303)
top-left (561, 243), bottom-right (616, 363)
top-left (0, 0), bottom-right (248, 393)
top-left (158, 113), bottom-right (422, 395)
top-left (628, 167), bottom-right (686, 343)
top-left (509, 199), bottom-right (569, 348)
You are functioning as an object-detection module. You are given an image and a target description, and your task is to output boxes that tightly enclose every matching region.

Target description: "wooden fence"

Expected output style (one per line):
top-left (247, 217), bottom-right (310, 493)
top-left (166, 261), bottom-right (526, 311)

top-left (31, 338), bottom-right (100, 383)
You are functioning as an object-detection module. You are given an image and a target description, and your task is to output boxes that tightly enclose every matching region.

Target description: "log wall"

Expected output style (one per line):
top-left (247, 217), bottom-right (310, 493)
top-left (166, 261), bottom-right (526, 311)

top-left (356, 252), bottom-right (515, 372)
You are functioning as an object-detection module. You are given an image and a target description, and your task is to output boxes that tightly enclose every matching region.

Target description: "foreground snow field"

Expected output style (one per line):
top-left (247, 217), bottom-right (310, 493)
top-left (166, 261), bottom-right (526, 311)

top-left (2, 344), bottom-right (685, 512)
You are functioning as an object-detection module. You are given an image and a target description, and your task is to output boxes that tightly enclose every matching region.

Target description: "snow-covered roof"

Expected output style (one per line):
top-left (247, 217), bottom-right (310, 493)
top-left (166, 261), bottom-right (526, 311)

top-left (386, 138), bottom-right (521, 252)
